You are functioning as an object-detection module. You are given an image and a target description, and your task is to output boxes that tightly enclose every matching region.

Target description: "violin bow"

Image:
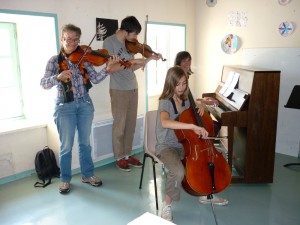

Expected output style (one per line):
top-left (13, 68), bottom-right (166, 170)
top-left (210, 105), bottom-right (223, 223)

top-left (75, 33), bottom-right (97, 68)
top-left (199, 136), bottom-right (228, 140)
top-left (144, 15), bottom-right (148, 59)
top-left (138, 15), bottom-right (149, 71)
top-left (144, 15), bottom-right (166, 62)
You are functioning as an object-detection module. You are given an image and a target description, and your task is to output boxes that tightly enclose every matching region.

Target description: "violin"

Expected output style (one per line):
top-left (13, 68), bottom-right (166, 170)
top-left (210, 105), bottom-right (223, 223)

top-left (125, 39), bottom-right (166, 61)
top-left (69, 45), bottom-right (132, 68)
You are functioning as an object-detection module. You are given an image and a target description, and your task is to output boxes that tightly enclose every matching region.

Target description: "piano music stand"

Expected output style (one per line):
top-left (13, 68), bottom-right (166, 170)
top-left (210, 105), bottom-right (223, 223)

top-left (283, 85), bottom-right (300, 168)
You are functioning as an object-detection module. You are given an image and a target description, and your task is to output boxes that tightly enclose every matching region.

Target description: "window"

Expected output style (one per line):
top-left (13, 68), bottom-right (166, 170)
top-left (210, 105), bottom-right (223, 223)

top-left (0, 22), bottom-right (23, 120)
top-left (0, 10), bottom-right (58, 124)
top-left (145, 22), bottom-right (186, 111)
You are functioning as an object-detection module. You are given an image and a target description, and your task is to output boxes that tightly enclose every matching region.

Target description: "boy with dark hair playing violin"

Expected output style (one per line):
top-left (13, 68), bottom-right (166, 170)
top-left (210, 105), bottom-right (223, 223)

top-left (40, 24), bottom-right (120, 194)
top-left (103, 16), bottom-right (162, 172)
top-left (156, 66), bottom-right (209, 222)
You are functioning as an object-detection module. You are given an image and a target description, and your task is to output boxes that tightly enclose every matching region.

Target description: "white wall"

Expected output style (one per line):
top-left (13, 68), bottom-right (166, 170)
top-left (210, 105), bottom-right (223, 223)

top-left (0, 126), bottom-right (47, 179)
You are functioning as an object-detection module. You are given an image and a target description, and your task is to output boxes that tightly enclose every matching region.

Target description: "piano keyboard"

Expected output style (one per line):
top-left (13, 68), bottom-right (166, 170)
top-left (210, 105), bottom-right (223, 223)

top-left (206, 105), bottom-right (227, 117)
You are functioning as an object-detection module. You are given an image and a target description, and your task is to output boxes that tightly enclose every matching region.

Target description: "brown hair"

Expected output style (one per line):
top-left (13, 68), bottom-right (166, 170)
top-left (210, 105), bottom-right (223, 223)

top-left (174, 51), bottom-right (193, 75)
top-left (159, 66), bottom-right (189, 101)
top-left (120, 16), bottom-right (141, 34)
top-left (60, 24), bottom-right (81, 39)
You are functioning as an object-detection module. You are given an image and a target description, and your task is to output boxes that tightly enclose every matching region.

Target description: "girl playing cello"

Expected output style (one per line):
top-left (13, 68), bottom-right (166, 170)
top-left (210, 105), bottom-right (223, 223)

top-left (156, 66), bottom-right (228, 223)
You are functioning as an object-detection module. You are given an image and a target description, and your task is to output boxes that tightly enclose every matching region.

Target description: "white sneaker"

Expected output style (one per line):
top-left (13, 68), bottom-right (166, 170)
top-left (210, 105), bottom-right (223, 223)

top-left (199, 194), bottom-right (229, 206)
top-left (161, 202), bottom-right (173, 222)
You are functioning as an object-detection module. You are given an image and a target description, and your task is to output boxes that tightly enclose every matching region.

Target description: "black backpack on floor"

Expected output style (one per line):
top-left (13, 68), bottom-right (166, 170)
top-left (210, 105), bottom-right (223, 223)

top-left (34, 146), bottom-right (60, 188)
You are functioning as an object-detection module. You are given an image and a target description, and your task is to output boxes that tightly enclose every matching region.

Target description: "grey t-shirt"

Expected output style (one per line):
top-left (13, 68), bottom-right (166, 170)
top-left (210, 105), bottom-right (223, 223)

top-left (155, 99), bottom-right (190, 156)
top-left (103, 34), bottom-right (138, 90)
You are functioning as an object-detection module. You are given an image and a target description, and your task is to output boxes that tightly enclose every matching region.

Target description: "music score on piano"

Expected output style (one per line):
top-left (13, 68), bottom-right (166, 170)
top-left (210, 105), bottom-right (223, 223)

top-left (218, 70), bottom-right (240, 97)
top-left (205, 70), bottom-right (249, 120)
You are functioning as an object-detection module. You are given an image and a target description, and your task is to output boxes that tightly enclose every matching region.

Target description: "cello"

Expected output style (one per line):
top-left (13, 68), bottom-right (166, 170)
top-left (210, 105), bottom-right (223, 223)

top-left (175, 90), bottom-right (232, 224)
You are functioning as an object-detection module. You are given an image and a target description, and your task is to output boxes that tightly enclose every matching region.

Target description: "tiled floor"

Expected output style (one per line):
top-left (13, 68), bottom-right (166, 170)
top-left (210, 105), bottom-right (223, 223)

top-left (0, 152), bottom-right (299, 225)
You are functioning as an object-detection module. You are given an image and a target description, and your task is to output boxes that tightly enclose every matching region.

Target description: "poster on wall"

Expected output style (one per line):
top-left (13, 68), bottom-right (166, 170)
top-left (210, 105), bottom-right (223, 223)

top-left (96, 18), bottom-right (118, 41)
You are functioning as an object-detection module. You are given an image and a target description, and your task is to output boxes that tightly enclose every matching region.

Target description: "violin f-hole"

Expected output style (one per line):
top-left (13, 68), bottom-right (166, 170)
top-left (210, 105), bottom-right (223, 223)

top-left (192, 145), bottom-right (199, 161)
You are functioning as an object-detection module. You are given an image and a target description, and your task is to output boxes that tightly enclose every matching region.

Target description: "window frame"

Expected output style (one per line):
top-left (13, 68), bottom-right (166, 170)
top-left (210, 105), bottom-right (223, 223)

top-left (0, 22), bottom-right (23, 120)
top-left (0, 9), bottom-right (59, 124)
top-left (145, 21), bottom-right (186, 111)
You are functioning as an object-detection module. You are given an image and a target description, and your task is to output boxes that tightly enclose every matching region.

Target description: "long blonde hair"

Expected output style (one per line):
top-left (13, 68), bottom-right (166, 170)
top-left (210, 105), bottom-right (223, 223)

top-left (159, 66), bottom-right (189, 101)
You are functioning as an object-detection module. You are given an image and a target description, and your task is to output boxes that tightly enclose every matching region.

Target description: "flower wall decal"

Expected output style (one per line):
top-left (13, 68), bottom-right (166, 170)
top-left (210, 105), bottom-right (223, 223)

top-left (278, 21), bottom-right (294, 37)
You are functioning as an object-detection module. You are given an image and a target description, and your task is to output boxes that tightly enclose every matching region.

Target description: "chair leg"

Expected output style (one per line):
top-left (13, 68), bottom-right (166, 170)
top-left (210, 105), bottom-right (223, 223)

top-left (152, 159), bottom-right (159, 210)
top-left (139, 153), bottom-right (147, 189)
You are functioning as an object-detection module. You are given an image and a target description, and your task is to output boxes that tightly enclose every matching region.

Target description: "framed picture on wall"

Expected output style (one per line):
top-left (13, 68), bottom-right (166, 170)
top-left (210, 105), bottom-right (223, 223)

top-left (96, 18), bottom-right (118, 41)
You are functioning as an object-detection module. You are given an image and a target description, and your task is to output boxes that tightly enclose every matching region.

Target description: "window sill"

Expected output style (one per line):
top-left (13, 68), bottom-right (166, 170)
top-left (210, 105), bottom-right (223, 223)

top-left (0, 119), bottom-right (47, 136)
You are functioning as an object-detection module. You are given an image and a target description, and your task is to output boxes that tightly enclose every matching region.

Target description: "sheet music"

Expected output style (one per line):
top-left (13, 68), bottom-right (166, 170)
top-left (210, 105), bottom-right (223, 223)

top-left (219, 71), bottom-right (240, 97)
top-left (219, 71), bottom-right (234, 95)
top-left (231, 88), bottom-right (244, 103)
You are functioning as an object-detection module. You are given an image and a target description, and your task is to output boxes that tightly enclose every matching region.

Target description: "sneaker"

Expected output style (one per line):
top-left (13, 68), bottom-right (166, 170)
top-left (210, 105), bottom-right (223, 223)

top-left (161, 202), bottom-right (173, 222)
top-left (59, 182), bottom-right (70, 194)
top-left (82, 176), bottom-right (102, 187)
top-left (127, 156), bottom-right (143, 168)
top-left (198, 194), bottom-right (229, 206)
top-left (116, 159), bottom-right (131, 172)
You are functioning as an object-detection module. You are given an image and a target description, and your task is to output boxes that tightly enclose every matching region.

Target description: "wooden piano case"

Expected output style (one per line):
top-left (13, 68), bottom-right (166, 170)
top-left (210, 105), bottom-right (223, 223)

top-left (204, 65), bottom-right (280, 183)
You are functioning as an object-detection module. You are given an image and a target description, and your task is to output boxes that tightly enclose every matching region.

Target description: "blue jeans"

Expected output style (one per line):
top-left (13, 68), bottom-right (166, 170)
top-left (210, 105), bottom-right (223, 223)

top-left (54, 94), bottom-right (95, 182)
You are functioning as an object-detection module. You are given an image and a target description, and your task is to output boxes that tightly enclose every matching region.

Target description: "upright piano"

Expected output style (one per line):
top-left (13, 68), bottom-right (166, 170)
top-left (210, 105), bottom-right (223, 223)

top-left (203, 65), bottom-right (280, 183)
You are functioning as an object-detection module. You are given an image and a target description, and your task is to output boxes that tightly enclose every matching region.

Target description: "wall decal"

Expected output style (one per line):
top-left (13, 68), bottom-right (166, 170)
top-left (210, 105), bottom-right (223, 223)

top-left (228, 11), bottom-right (248, 27)
top-left (96, 18), bottom-right (118, 41)
top-left (278, 0), bottom-right (291, 6)
top-left (278, 21), bottom-right (294, 37)
top-left (221, 34), bottom-right (238, 54)
top-left (206, 0), bottom-right (217, 7)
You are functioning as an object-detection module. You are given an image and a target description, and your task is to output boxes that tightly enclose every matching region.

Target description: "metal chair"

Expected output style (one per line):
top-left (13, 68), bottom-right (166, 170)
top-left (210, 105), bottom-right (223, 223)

top-left (139, 110), bottom-right (164, 210)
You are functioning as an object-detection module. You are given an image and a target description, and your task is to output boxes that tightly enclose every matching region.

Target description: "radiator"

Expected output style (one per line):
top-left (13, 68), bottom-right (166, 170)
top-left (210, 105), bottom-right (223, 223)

top-left (91, 114), bottom-right (144, 161)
